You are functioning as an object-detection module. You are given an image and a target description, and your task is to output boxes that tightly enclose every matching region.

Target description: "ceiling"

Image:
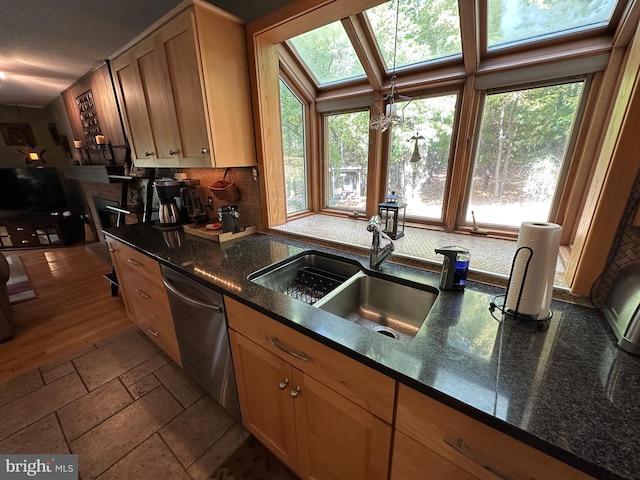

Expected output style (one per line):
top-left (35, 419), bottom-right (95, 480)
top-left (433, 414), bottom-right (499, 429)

top-left (0, 0), bottom-right (295, 108)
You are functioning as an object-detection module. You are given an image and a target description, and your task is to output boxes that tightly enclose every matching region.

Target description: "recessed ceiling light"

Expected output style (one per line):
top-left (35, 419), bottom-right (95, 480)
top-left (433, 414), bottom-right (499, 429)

top-left (0, 72), bottom-right (6, 79)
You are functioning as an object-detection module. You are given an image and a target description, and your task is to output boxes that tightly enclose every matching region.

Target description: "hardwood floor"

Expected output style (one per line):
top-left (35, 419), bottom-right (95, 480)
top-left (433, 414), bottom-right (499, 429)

top-left (0, 244), bottom-right (134, 383)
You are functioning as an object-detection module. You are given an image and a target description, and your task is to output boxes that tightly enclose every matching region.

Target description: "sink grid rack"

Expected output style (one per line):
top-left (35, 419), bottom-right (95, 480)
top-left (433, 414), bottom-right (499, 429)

top-left (279, 266), bottom-right (348, 305)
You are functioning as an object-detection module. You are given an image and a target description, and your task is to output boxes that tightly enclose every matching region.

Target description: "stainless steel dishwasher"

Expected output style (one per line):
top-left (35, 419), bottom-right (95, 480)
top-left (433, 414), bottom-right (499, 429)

top-left (160, 265), bottom-right (240, 421)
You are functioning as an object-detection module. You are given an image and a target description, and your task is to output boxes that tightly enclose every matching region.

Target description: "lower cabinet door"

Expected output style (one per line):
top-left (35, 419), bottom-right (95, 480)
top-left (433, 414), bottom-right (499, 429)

top-left (294, 372), bottom-right (392, 480)
top-left (229, 330), bottom-right (298, 472)
top-left (391, 430), bottom-right (478, 480)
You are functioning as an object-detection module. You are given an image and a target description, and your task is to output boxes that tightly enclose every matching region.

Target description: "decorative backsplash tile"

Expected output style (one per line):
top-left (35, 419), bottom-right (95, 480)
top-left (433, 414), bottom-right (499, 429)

top-left (592, 171), bottom-right (640, 307)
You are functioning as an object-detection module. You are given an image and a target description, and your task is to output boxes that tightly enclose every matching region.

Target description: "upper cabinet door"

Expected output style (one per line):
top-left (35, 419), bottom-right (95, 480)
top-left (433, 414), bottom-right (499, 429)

top-left (112, 49), bottom-right (158, 165)
top-left (111, 5), bottom-right (256, 168)
top-left (132, 34), bottom-right (180, 165)
top-left (159, 12), bottom-right (210, 165)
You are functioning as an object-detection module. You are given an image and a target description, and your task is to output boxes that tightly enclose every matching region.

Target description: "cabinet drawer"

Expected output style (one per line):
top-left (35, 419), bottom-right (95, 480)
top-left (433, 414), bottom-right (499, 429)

top-left (124, 271), bottom-right (181, 366)
top-left (396, 384), bottom-right (594, 480)
top-left (108, 240), bottom-right (162, 286)
top-left (391, 430), bottom-right (478, 480)
top-left (225, 296), bottom-right (395, 423)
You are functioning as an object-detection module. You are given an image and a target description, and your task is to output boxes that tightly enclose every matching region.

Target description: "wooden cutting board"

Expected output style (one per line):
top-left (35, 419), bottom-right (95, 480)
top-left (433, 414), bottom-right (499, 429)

top-left (183, 223), bottom-right (256, 243)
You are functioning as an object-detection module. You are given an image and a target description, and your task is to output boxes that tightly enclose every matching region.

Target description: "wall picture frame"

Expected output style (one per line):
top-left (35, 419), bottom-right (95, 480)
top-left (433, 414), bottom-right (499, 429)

top-left (0, 122), bottom-right (36, 147)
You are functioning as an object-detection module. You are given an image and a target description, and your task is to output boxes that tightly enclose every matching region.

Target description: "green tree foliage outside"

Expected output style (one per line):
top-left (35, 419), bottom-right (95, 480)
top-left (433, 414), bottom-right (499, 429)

top-left (468, 82), bottom-right (584, 226)
top-left (488, 0), bottom-right (617, 49)
top-left (280, 80), bottom-right (307, 214)
top-left (326, 111), bottom-right (370, 210)
top-left (366, 0), bottom-right (461, 70)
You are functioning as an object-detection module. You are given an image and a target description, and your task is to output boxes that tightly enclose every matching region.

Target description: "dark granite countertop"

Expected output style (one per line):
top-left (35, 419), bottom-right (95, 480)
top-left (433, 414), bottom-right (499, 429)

top-left (104, 224), bottom-right (640, 480)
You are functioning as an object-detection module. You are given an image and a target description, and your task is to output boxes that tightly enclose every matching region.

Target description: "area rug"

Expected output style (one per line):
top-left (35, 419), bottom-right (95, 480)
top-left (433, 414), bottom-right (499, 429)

top-left (5, 255), bottom-right (36, 304)
top-left (210, 436), bottom-right (296, 480)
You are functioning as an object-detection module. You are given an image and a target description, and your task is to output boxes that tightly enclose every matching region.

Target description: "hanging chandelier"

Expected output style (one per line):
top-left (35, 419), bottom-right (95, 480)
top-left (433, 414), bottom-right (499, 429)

top-left (370, 0), bottom-right (412, 132)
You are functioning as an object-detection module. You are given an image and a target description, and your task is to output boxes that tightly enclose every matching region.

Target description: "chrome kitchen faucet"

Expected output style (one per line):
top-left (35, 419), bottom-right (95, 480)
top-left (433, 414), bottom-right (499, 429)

top-left (367, 215), bottom-right (395, 270)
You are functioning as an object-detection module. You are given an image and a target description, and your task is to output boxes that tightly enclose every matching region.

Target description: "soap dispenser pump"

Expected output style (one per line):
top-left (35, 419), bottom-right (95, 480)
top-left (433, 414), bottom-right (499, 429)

top-left (435, 246), bottom-right (470, 290)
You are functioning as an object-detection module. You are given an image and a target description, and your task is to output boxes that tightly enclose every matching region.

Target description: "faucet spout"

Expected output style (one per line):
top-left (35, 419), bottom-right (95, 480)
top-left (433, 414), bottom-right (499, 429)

top-left (367, 215), bottom-right (394, 270)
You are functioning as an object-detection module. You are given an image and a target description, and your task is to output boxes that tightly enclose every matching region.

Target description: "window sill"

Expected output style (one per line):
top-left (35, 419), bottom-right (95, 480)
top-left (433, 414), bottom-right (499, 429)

top-left (271, 213), bottom-right (569, 290)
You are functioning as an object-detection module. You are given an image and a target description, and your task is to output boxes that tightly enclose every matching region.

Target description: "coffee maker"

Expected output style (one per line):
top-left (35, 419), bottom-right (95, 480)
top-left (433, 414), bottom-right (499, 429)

top-left (435, 246), bottom-right (470, 290)
top-left (155, 180), bottom-right (183, 227)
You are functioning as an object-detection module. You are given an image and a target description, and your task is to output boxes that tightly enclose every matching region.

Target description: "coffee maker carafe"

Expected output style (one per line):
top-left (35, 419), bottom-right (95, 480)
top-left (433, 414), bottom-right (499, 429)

top-left (155, 180), bottom-right (183, 226)
top-left (435, 246), bottom-right (470, 290)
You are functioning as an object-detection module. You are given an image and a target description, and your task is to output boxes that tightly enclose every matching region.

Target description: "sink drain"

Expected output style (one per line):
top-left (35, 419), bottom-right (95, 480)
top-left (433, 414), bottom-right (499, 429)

top-left (373, 326), bottom-right (397, 339)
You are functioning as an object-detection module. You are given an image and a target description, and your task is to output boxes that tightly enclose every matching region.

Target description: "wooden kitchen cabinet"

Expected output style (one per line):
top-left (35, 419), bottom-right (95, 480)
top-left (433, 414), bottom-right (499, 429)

top-left (392, 384), bottom-right (595, 480)
top-left (106, 238), bottom-right (182, 366)
top-left (111, 3), bottom-right (256, 168)
top-left (226, 296), bottom-right (394, 480)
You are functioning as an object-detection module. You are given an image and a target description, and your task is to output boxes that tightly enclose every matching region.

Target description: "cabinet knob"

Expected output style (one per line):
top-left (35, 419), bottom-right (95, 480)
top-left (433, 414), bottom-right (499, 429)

top-left (290, 386), bottom-right (301, 398)
top-left (144, 151), bottom-right (154, 157)
top-left (169, 149), bottom-right (178, 155)
top-left (278, 379), bottom-right (289, 390)
top-left (201, 147), bottom-right (210, 154)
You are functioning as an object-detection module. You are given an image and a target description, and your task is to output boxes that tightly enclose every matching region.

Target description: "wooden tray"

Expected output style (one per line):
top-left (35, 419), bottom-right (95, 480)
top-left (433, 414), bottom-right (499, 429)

top-left (183, 224), bottom-right (256, 243)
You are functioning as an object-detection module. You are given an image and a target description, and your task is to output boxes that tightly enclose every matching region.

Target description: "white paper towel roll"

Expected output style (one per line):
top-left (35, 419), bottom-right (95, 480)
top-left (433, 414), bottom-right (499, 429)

top-left (505, 222), bottom-right (562, 320)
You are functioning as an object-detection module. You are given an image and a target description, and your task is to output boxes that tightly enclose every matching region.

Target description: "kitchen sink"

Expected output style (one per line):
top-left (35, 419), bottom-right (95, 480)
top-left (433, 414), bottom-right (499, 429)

top-left (314, 272), bottom-right (438, 340)
top-left (250, 250), bottom-right (438, 340)
top-left (248, 250), bottom-right (362, 305)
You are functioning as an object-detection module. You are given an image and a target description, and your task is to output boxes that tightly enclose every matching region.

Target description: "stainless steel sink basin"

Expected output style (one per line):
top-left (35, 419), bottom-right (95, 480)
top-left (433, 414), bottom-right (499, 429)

top-left (249, 250), bottom-right (362, 305)
top-left (314, 272), bottom-right (438, 340)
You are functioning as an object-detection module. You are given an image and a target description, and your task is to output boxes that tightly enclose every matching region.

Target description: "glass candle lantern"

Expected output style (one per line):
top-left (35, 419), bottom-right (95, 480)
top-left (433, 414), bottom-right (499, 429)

top-left (378, 191), bottom-right (406, 240)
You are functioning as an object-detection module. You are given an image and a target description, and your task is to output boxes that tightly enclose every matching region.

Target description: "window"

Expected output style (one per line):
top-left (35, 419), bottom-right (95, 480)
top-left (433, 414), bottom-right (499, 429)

top-left (365, 0), bottom-right (462, 71)
top-left (388, 94), bottom-right (458, 221)
top-left (466, 81), bottom-right (585, 228)
top-left (280, 79), bottom-right (308, 215)
top-left (487, 0), bottom-right (618, 50)
top-left (288, 21), bottom-right (367, 86)
top-left (265, 0), bottom-right (627, 241)
top-left (325, 111), bottom-right (370, 212)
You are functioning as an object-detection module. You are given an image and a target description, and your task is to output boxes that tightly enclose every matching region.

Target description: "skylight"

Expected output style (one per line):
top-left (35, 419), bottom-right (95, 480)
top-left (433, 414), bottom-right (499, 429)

top-left (365, 0), bottom-right (462, 72)
top-left (487, 0), bottom-right (618, 50)
top-left (288, 21), bottom-right (367, 86)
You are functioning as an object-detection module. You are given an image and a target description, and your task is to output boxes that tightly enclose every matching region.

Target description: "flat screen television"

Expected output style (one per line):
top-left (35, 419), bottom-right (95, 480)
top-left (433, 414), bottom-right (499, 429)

top-left (0, 167), bottom-right (68, 213)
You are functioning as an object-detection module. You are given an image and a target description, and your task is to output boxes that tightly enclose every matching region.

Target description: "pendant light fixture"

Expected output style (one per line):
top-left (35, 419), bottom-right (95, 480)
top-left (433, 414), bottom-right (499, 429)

top-left (370, 0), bottom-right (412, 132)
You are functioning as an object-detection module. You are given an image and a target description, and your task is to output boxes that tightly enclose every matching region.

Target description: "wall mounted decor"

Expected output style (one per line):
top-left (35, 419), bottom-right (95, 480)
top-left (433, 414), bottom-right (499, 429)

top-left (76, 89), bottom-right (102, 150)
top-left (0, 123), bottom-right (36, 147)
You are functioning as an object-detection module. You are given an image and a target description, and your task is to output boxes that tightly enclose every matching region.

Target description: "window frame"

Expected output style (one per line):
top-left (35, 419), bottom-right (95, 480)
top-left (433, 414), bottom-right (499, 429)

top-left (320, 107), bottom-right (375, 214)
top-left (279, 75), bottom-right (311, 217)
top-left (247, 0), bottom-right (638, 295)
top-left (456, 77), bottom-right (591, 234)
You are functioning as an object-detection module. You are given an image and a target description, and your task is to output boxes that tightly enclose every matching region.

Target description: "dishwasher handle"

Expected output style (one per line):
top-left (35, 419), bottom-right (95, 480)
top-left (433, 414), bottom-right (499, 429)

top-left (162, 277), bottom-right (223, 312)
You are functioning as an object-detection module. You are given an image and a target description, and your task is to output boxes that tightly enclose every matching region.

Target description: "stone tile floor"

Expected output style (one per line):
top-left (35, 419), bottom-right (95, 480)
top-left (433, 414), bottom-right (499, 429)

top-left (0, 326), bottom-right (297, 480)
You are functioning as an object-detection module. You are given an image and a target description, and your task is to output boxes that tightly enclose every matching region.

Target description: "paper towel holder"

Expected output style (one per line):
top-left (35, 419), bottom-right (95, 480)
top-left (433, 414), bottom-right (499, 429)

top-left (489, 246), bottom-right (552, 330)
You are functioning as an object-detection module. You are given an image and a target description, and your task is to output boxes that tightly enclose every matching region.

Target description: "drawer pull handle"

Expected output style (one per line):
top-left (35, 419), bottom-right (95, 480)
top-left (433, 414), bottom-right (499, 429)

top-left (135, 289), bottom-right (151, 299)
top-left (290, 386), bottom-right (301, 398)
top-left (265, 336), bottom-right (309, 362)
top-left (444, 437), bottom-right (523, 480)
top-left (144, 151), bottom-right (154, 157)
top-left (278, 379), bottom-right (289, 390)
top-left (147, 326), bottom-right (159, 337)
top-left (169, 149), bottom-right (178, 155)
top-left (127, 258), bottom-right (142, 267)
